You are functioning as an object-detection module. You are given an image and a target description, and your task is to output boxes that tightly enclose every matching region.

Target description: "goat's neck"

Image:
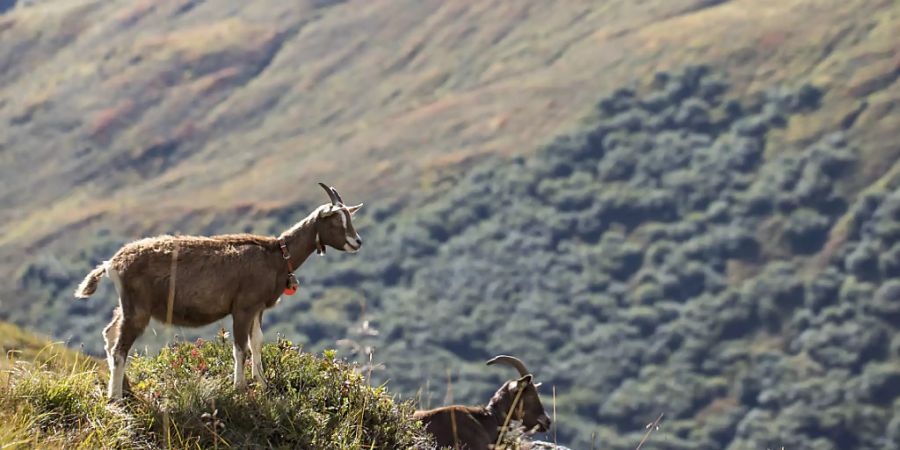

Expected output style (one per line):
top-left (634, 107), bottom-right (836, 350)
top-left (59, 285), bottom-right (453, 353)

top-left (482, 385), bottom-right (518, 438)
top-left (277, 212), bottom-right (319, 271)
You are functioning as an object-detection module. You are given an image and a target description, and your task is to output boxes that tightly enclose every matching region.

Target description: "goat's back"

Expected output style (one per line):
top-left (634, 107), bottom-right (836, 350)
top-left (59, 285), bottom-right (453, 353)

top-left (414, 406), bottom-right (495, 450)
top-left (110, 234), bottom-right (277, 265)
top-left (106, 233), bottom-right (283, 326)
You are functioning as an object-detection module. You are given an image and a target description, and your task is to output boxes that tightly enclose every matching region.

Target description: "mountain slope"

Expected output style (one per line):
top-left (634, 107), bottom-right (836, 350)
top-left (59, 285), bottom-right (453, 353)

top-left (0, 0), bottom-right (896, 254)
top-left (1, 1), bottom-right (899, 448)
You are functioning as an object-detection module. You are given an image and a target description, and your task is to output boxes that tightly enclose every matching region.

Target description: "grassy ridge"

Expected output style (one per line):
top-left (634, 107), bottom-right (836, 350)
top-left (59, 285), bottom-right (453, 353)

top-left (0, 333), bottom-right (432, 449)
top-left (0, 322), bottom-right (89, 371)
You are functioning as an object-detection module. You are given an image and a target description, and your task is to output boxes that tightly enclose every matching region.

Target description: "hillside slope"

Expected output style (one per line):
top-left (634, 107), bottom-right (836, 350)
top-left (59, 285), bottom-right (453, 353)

top-left (0, 0), bottom-right (896, 265)
top-left (14, 64), bottom-right (899, 447)
top-left (2, 1), bottom-right (899, 448)
top-left (0, 321), bottom-right (86, 370)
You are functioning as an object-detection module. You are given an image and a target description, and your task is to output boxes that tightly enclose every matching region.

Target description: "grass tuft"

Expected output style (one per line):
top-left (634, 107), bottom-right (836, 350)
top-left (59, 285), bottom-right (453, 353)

top-left (1, 337), bottom-right (432, 449)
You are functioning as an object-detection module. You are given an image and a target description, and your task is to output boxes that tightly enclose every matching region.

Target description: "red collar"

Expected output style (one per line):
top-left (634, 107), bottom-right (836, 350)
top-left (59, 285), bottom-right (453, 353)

top-left (277, 238), bottom-right (299, 295)
top-left (278, 238), bottom-right (294, 273)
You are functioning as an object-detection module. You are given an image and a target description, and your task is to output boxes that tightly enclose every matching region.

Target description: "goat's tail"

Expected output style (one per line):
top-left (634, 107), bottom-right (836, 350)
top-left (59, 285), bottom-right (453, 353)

top-left (74, 262), bottom-right (108, 299)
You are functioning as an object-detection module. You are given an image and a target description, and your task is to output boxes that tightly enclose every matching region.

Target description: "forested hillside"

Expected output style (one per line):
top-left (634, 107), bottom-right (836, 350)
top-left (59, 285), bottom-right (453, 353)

top-left (294, 67), bottom-right (900, 448)
top-left (2, 0), bottom-right (899, 448)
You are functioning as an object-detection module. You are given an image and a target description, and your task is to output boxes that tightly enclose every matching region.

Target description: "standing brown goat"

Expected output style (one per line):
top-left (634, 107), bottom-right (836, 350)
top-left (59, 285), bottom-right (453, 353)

top-left (414, 356), bottom-right (551, 449)
top-left (74, 183), bottom-right (363, 400)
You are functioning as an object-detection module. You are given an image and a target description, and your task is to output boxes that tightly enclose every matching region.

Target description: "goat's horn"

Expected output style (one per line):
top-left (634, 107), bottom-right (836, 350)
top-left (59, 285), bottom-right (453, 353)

top-left (486, 355), bottom-right (530, 377)
top-left (330, 186), bottom-right (345, 205)
top-left (318, 182), bottom-right (339, 205)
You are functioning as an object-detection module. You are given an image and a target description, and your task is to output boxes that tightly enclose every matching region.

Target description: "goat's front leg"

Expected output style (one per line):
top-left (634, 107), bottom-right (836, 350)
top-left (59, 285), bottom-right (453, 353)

top-left (250, 312), bottom-right (267, 388)
top-left (232, 344), bottom-right (246, 389)
top-left (232, 312), bottom-right (253, 389)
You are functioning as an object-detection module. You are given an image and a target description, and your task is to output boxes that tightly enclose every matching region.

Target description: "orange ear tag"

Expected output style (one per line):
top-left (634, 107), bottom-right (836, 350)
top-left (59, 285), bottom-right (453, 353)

top-left (284, 274), bottom-right (299, 296)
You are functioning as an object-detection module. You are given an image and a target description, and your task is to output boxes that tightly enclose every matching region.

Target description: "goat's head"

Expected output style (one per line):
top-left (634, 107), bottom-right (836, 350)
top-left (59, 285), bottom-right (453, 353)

top-left (315, 183), bottom-right (363, 254)
top-left (487, 355), bottom-right (551, 434)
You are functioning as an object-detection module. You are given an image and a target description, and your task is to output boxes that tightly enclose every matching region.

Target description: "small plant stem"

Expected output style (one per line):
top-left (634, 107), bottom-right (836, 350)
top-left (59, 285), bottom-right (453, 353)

top-left (636, 412), bottom-right (664, 450)
top-left (446, 369), bottom-right (459, 450)
top-left (494, 380), bottom-right (526, 449)
top-left (552, 385), bottom-right (558, 445)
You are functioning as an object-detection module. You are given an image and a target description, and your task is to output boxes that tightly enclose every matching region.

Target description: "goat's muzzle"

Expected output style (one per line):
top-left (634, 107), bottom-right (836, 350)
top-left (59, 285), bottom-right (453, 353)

top-left (343, 236), bottom-right (362, 253)
top-left (534, 414), bottom-right (552, 433)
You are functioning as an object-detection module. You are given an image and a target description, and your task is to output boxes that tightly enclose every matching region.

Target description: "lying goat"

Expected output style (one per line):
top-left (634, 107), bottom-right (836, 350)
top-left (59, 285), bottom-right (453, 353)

top-left (414, 355), bottom-right (551, 449)
top-left (74, 183), bottom-right (363, 399)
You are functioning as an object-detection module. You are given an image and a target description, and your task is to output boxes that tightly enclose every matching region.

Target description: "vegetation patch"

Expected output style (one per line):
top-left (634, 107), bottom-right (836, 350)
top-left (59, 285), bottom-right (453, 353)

top-left (0, 338), bottom-right (431, 449)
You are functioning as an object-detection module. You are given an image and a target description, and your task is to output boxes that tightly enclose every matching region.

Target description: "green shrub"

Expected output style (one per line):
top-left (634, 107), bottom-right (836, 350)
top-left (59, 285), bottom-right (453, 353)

top-left (784, 208), bottom-right (831, 254)
top-left (871, 280), bottom-right (900, 321)
top-left (879, 243), bottom-right (900, 278)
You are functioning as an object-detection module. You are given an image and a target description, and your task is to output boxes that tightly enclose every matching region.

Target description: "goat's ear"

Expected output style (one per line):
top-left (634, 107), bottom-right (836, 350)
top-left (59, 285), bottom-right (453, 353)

top-left (533, 382), bottom-right (542, 389)
top-left (318, 205), bottom-right (336, 218)
top-left (516, 374), bottom-right (533, 389)
top-left (346, 203), bottom-right (363, 215)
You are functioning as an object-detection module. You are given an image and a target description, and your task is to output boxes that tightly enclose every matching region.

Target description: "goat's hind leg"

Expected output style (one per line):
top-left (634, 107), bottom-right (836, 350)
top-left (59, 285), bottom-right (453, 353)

top-left (107, 310), bottom-right (148, 400)
top-left (102, 308), bottom-right (123, 400)
top-left (106, 318), bottom-right (142, 400)
top-left (103, 307), bottom-right (122, 359)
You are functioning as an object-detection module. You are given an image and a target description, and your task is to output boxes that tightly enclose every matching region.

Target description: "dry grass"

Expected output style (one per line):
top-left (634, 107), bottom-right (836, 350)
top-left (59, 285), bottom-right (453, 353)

top-left (0, 322), bottom-right (93, 371)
